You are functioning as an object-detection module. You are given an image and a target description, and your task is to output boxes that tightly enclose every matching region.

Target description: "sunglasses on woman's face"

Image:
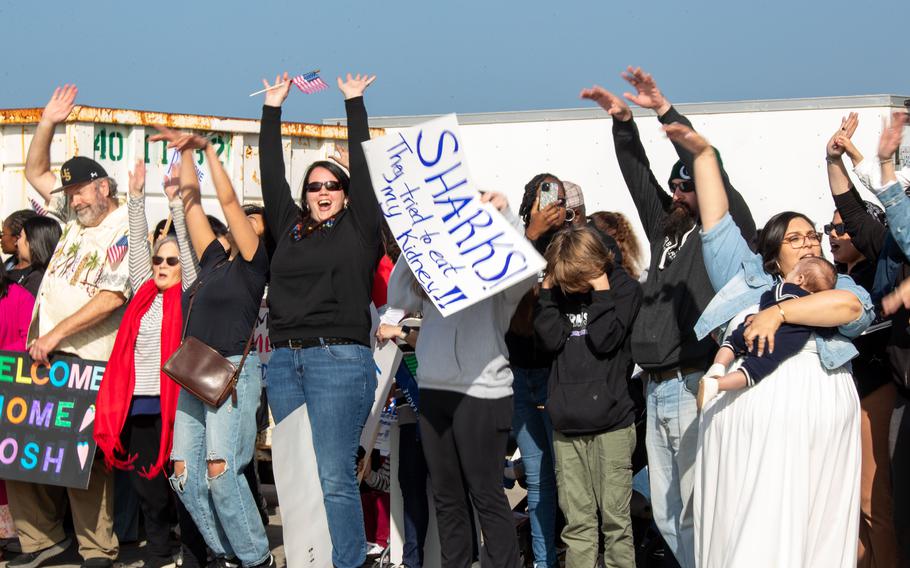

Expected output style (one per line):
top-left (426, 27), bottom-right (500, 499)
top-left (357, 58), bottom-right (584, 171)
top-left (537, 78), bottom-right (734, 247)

top-left (824, 223), bottom-right (847, 236)
top-left (305, 181), bottom-right (344, 193)
top-left (152, 256), bottom-right (179, 267)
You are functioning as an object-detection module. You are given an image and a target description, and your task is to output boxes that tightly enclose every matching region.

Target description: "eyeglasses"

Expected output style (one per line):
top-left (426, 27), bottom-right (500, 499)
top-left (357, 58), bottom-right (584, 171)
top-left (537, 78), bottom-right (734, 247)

top-left (824, 223), bottom-right (846, 236)
top-left (670, 180), bottom-right (696, 193)
top-left (781, 232), bottom-right (822, 249)
top-left (305, 181), bottom-right (344, 193)
top-left (152, 256), bottom-right (179, 266)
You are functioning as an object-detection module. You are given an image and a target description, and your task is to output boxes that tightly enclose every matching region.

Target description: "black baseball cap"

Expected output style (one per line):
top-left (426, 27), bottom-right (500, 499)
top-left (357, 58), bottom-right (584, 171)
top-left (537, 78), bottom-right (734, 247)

top-left (51, 156), bottom-right (108, 194)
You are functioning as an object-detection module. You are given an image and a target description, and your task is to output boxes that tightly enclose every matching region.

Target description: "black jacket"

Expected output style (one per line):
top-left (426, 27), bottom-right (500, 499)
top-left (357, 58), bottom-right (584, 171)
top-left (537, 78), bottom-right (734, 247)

top-left (534, 265), bottom-right (642, 435)
top-left (612, 107), bottom-right (756, 371)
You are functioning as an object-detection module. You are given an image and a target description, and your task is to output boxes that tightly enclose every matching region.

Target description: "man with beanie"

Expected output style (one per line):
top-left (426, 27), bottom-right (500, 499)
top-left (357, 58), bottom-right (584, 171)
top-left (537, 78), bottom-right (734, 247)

top-left (5, 85), bottom-right (129, 568)
top-left (581, 68), bottom-right (755, 568)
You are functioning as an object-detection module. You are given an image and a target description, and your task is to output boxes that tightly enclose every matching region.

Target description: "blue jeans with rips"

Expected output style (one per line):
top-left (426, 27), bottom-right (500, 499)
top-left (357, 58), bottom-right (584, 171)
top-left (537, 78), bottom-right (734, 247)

top-left (512, 366), bottom-right (558, 568)
top-left (265, 343), bottom-right (377, 568)
top-left (169, 355), bottom-right (269, 567)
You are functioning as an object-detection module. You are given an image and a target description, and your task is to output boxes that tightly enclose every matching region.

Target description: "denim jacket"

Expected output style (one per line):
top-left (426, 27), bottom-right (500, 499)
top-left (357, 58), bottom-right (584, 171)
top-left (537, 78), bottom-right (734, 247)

top-left (877, 181), bottom-right (910, 260)
top-left (694, 213), bottom-right (875, 370)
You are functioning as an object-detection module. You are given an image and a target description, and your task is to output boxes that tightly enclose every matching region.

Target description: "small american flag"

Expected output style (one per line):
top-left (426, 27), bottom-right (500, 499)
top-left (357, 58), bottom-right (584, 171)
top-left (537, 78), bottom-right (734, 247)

top-left (106, 235), bottom-right (128, 267)
top-left (292, 71), bottom-right (329, 95)
top-left (29, 197), bottom-right (48, 216)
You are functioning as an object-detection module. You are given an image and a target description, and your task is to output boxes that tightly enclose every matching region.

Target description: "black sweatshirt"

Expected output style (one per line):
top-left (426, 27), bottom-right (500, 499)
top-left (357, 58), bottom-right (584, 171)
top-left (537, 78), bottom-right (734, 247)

top-left (612, 107), bottom-right (756, 371)
top-left (259, 99), bottom-right (382, 346)
top-left (834, 187), bottom-right (910, 392)
top-left (534, 266), bottom-right (642, 436)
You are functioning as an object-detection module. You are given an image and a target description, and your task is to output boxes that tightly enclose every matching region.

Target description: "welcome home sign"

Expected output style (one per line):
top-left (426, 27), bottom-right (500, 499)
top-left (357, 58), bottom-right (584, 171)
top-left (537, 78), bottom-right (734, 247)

top-left (0, 351), bottom-right (103, 489)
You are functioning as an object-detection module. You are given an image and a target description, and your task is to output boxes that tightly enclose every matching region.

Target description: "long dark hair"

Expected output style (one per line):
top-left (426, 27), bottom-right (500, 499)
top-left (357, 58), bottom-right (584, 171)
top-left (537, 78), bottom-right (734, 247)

top-left (21, 216), bottom-right (62, 271)
top-left (518, 172), bottom-right (558, 228)
top-left (756, 211), bottom-right (816, 277)
top-left (299, 160), bottom-right (351, 212)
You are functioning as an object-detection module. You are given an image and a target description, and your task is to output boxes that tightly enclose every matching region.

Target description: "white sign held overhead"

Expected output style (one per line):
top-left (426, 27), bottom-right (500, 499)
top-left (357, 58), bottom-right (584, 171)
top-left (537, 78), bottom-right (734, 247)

top-left (362, 114), bottom-right (545, 317)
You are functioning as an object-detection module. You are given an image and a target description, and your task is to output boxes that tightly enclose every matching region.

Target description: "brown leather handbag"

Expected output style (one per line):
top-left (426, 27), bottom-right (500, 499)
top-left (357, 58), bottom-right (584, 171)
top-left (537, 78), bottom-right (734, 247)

top-left (162, 266), bottom-right (255, 407)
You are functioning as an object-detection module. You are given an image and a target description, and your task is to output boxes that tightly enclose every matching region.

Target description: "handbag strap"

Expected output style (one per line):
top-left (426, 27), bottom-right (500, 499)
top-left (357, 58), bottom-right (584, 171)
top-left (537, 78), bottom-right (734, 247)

top-left (181, 257), bottom-right (230, 340)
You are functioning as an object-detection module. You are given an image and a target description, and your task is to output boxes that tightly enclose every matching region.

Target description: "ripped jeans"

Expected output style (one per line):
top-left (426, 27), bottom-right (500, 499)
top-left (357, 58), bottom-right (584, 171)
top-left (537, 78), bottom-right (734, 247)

top-left (170, 355), bottom-right (269, 567)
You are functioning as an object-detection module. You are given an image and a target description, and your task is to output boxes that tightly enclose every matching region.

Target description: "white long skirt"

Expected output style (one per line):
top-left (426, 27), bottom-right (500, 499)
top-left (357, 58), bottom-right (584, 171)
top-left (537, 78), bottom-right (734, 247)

top-left (695, 341), bottom-right (861, 568)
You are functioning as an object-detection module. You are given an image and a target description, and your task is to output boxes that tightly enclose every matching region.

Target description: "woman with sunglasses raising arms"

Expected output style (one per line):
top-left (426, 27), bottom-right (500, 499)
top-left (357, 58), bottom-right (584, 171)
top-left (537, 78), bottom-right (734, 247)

top-left (257, 72), bottom-right (381, 568)
top-left (665, 122), bottom-right (875, 568)
top-left (93, 161), bottom-right (197, 568)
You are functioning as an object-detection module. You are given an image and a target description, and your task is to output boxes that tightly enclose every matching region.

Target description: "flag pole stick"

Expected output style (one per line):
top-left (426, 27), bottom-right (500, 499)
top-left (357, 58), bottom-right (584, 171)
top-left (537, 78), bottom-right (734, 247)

top-left (248, 70), bottom-right (320, 97)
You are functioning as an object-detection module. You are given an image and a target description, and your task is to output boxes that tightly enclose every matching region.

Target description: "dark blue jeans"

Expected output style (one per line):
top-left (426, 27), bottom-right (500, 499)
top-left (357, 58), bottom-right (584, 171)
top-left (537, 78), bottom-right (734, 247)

top-left (512, 366), bottom-right (558, 568)
top-left (398, 423), bottom-right (429, 568)
top-left (266, 343), bottom-right (377, 568)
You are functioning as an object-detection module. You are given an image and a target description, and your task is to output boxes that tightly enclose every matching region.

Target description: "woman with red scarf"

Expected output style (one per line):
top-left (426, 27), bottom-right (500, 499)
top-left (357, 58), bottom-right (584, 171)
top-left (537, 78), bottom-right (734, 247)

top-left (93, 162), bottom-right (196, 568)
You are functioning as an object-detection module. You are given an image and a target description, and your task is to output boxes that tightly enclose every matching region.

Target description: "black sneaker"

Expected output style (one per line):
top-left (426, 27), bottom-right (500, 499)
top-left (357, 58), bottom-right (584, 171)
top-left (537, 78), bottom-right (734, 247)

top-left (80, 558), bottom-right (114, 568)
top-left (249, 554), bottom-right (275, 568)
top-left (7, 537), bottom-right (72, 568)
top-left (207, 557), bottom-right (241, 568)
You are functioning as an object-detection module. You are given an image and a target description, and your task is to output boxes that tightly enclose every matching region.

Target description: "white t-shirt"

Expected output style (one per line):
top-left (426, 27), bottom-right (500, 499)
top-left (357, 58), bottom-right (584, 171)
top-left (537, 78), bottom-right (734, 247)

top-left (28, 201), bottom-right (132, 361)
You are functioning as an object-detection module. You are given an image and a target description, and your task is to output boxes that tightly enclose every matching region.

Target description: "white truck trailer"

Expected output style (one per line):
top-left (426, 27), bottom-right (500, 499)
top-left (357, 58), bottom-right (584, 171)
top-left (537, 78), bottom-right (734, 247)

top-left (335, 94), bottom-right (910, 266)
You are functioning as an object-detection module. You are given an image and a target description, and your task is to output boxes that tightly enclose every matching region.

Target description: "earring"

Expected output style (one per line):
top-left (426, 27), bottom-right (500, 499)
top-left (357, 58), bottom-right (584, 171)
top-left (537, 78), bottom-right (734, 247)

top-left (344, 200), bottom-right (349, 209)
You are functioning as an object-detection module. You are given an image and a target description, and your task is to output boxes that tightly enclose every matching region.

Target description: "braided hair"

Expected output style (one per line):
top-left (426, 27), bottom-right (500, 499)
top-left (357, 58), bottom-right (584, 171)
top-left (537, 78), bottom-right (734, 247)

top-left (518, 172), bottom-right (558, 228)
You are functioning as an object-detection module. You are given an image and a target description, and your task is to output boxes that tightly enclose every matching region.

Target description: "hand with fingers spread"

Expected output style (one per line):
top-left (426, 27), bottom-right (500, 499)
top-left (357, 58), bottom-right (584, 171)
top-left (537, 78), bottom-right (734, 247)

top-left (663, 123), bottom-right (712, 156)
top-left (526, 193), bottom-right (562, 241)
top-left (337, 73), bottom-right (376, 100)
top-left (128, 160), bottom-right (146, 198)
top-left (330, 144), bottom-right (350, 170)
top-left (621, 66), bottom-right (671, 115)
top-left (580, 85), bottom-right (632, 121)
top-left (826, 112), bottom-right (859, 160)
top-left (262, 72), bottom-right (292, 108)
top-left (41, 84), bottom-right (78, 126)
top-left (150, 126), bottom-right (209, 152)
top-left (879, 111), bottom-right (907, 162)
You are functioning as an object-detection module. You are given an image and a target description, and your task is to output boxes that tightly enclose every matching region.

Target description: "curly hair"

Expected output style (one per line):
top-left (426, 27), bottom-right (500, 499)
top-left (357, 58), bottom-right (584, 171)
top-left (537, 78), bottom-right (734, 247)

top-left (518, 172), bottom-right (558, 228)
top-left (544, 225), bottom-right (615, 294)
top-left (588, 211), bottom-right (644, 279)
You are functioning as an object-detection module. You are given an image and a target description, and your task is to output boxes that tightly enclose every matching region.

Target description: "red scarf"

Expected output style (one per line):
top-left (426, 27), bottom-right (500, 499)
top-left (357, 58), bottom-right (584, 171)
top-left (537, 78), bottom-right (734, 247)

top-left (94, 279), bottom-right (183, 479)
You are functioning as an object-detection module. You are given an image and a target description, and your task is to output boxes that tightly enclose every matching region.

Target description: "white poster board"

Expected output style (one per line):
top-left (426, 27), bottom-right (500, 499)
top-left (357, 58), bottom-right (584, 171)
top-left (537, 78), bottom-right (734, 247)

top-left (359, 340), bottom-right (402, 453)
top-left (363, 114), bottom-right (545, 317)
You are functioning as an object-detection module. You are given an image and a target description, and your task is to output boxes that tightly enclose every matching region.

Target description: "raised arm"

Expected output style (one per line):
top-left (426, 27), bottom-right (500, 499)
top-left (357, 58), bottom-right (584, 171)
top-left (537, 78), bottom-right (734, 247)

top-left (337, 73), bottom-right (381, 241)
top-left (533, 284), bottom-right (571, 353)
top-left (581, 85), bottom-right (669, 241)
top-left (25, 85), bottom-right (78, 202)
top-left (584, 273), bottom-right (642, 356)
top-left (127, 161), bottom-right (153, 291)
top-left (259, 73), bottom-right (299, 241)
top-left (826, 113), bottom-right (860, 197)
top-left (150, 127), bottom-right (216, 258)
top-left (164, 176), bottom-right (199, 291)
top-left (664, 124), bottom-right (726, 230)
top-left (875, 112), bottom-right (910, 258)
top-left (203, 143), bottom-right (259, 261)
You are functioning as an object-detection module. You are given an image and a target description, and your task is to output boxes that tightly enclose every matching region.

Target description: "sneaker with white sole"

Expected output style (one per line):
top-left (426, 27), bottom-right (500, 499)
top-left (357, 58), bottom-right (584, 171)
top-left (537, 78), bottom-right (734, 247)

top-left (6, 536), bottom-right (72, 568)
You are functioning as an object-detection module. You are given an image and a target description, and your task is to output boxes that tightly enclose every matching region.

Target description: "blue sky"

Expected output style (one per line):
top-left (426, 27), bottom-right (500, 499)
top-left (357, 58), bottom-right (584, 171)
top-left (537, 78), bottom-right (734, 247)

top-left (1, 0), bottom-right (907, 123)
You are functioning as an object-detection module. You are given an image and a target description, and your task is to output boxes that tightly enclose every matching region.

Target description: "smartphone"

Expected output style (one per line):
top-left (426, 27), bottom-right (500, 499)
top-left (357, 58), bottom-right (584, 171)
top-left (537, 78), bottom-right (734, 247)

top-left (539, 181), bottom-right (559, 209)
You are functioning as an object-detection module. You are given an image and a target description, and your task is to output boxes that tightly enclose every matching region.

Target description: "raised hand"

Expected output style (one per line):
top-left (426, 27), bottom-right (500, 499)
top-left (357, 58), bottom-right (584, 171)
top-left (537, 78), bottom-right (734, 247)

top-left (163, 174), bottom-right (181, 201)
top-left (621, 67), bottom-right (670, 114)
top-left (879, 112), bottom-right (907, 161)
top-left (127, 160), bottom-right (146, 198)
top-left (479, 190), bottom-right (509, 212)
top-left (263, 72), bottom-right (291, 108)
top-left (526, 193), bottom-right (562, 241)
top-left (826, 112), bottom-right (859, 159)
top-left (579, 85), bottom-right (632, 121)
top-left (330, 144), bottom-right (350, 170)
top-left (150, 126), bottom-right (209, 151)
top-left (337, 73), bottom-right (376, 100)
top-left (663, 123), bottom-right (711, 156)
top-left (41, 84), bottom-right (78, 126)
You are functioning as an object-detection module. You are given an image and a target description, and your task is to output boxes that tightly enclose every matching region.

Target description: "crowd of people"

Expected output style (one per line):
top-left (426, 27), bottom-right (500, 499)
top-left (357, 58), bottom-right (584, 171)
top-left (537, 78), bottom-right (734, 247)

top-left (0, 66), bottom-right (908, 568)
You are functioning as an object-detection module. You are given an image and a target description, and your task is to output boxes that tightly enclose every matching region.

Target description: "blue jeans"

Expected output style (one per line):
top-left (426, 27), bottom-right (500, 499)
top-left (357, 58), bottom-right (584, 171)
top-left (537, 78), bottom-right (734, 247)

top-left (512, 366), bottom-right (557, 568)
top-left (645, 370), bottom-right (700, 568)
top-left (266, 343), bottom-right (376, 568)
top-left (398, 423), bottom-right (429, 568)
top-left (169, 355), bottom-right (270, 567)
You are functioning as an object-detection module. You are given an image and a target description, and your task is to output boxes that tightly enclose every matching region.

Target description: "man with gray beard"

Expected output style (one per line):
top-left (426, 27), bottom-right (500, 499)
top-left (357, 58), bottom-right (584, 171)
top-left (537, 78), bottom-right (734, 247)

top-left (5, 85), bottom-right (131, 568)
top-left (581, 68), bottom-right (755, 568)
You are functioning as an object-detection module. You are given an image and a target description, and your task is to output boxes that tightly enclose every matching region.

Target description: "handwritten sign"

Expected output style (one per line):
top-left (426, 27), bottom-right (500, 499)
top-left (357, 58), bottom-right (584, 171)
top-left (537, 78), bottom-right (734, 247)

top-left (0, 351), bottom-right (103, 489)
top-left (363, 114), bottom-right (545, 317)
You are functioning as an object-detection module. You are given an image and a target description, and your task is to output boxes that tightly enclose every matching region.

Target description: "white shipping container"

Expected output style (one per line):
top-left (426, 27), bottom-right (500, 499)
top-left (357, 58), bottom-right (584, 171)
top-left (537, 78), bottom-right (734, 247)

top-left (337, 94), bottom-right (910, 267)
top-left (0, 105), bottom-right (384, 229)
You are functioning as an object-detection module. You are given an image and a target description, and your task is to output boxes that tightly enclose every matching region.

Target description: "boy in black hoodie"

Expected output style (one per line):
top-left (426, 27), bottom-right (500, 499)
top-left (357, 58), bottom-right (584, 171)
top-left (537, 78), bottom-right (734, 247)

top-left (534, 225), bottom-right (642, 568)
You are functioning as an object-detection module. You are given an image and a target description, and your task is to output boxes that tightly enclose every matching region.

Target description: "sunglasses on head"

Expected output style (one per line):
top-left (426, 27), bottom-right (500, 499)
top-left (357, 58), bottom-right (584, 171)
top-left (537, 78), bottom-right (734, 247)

top-left (670, 180), bottom-right (696, 193)
top-left (152, 256), bottom-right (179, 267)
top-left (824, 223), bottom-right (846, 236)
top-left (305, 181), bottom-right (344, 193)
